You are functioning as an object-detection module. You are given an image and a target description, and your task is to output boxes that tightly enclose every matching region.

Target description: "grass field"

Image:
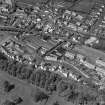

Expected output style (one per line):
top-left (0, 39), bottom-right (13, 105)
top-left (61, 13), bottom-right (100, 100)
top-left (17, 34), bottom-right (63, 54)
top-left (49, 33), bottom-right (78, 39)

top-left (72, 0), bottom-right (96, 13)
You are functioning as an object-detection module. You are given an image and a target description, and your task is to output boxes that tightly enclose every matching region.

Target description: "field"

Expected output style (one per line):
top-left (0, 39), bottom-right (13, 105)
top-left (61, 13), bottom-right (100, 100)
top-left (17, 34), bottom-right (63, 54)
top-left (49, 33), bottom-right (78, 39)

top-left (72, 0), bottom-right (96, 13)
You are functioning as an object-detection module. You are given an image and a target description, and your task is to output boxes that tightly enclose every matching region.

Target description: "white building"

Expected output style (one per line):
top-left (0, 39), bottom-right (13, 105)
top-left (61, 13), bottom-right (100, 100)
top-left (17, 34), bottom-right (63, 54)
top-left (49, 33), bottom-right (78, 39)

top-left (85, 37), bottom-right (98, 45)
top-left (76, 15), bottom-right (84, 21)
top-left (96, 59), bottom-right (105, 68)
top-left (45, 55), bottom-right (57, 61)
top-left (96, 67), bottom-right (105, 76)
top-left (65, 51), bottom-right (75, 60)
top-left (76, 54), bottom-right (85, 62)
top-left (83, 61), bottom-right (95, 69)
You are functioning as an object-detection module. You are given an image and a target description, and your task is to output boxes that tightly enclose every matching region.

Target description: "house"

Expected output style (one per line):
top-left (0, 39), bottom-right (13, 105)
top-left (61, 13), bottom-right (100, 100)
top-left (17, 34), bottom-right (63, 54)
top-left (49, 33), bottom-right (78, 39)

top-left (65, 51), bottom-right (75, 60)
top-left (76, 54), bottom-right (85, 62)
top-left (76, 22), bottom-right (81, 26)
top-left (0, 15), bottom-right (7, 19)
top-left (96, 67), bottom-right (105, 76)
top-left (96, 58), bottom-right (105, 68)
top-left (63, 42), bottom-right (71, 48)
top-left (65, 10), bottom-right (71, 14)
top-left (40, 47), bottom-right (47, 55)
top-left (45, 55), bottom-right (57, 61)
top-left (71, 12), bottom-right (77, 17)
top-left (83, 61), bottom-right (95, 69)
top-left (85, 37), bottom-right (98, 45)
top-left (76, 15), bottom-right (83, 21)
top-left (77, 27), bottom-right (83, 32)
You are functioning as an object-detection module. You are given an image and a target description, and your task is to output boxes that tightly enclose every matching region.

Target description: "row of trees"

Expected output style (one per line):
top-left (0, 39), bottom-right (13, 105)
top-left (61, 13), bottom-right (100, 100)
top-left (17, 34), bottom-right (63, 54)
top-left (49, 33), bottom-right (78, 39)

top-left (0, 52), bottom-right (62, 93)
top-left (0, 52), bottom-right (104, 105)
top-left (31, 88), bottom-right (49, 104)
top-left (57, 79), bottom-right (102, 105)
top-left (29, 69), bottom-right (63, 93)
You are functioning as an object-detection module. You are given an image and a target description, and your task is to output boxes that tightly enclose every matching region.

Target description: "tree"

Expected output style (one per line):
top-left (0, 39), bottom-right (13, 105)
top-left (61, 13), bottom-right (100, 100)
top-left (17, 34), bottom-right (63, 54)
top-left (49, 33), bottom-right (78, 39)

top-left (65, 90), bottom-right (79, 104)
top-left (47, 83), bottom-right (56, 93)
top-left (45, 73), bottom-right (62, 92)
top-left (3, 81), bottom-right (15, 92)
top-left (24, 6), bottom-right (33, 15)
top-left (6, 62), bottom-right (17, 76)
top-left (13, 96), bottom-right (23, 104)
top-left (29, 72), bottom-right (37, 84)
top-left (57, 47), bottom-right (66, 54)
top-left (39, 71), bottom-right (47, 88)
top-left (42, 35), bottom-right (51, 41)
top-left (53, 101), bottom-right (59, 105)
top-left (0, 59), bottom-right (8, 71)
top-left (19, 67), bottom-right (33, 80)
top-left (92, 39), bottom-right (105, 51)
top-left (7, 62), bottom-right (17, 76)
top-left (10, 64), bottom-right (17, 77)
top-left (57, 80), bottom-right (69, 95)
top-left (44, 71), bottom-right (51, 90)
top-left (76, 85), bottom-right (99, 105)
top-left (44, 72), bottom-right (55, 92)
top-left (0, 52), bottom-right (7, 60)
top-left (31, 89), bottom-right (49, 103)
top-left (35, 71), bottom-right (41, 86)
